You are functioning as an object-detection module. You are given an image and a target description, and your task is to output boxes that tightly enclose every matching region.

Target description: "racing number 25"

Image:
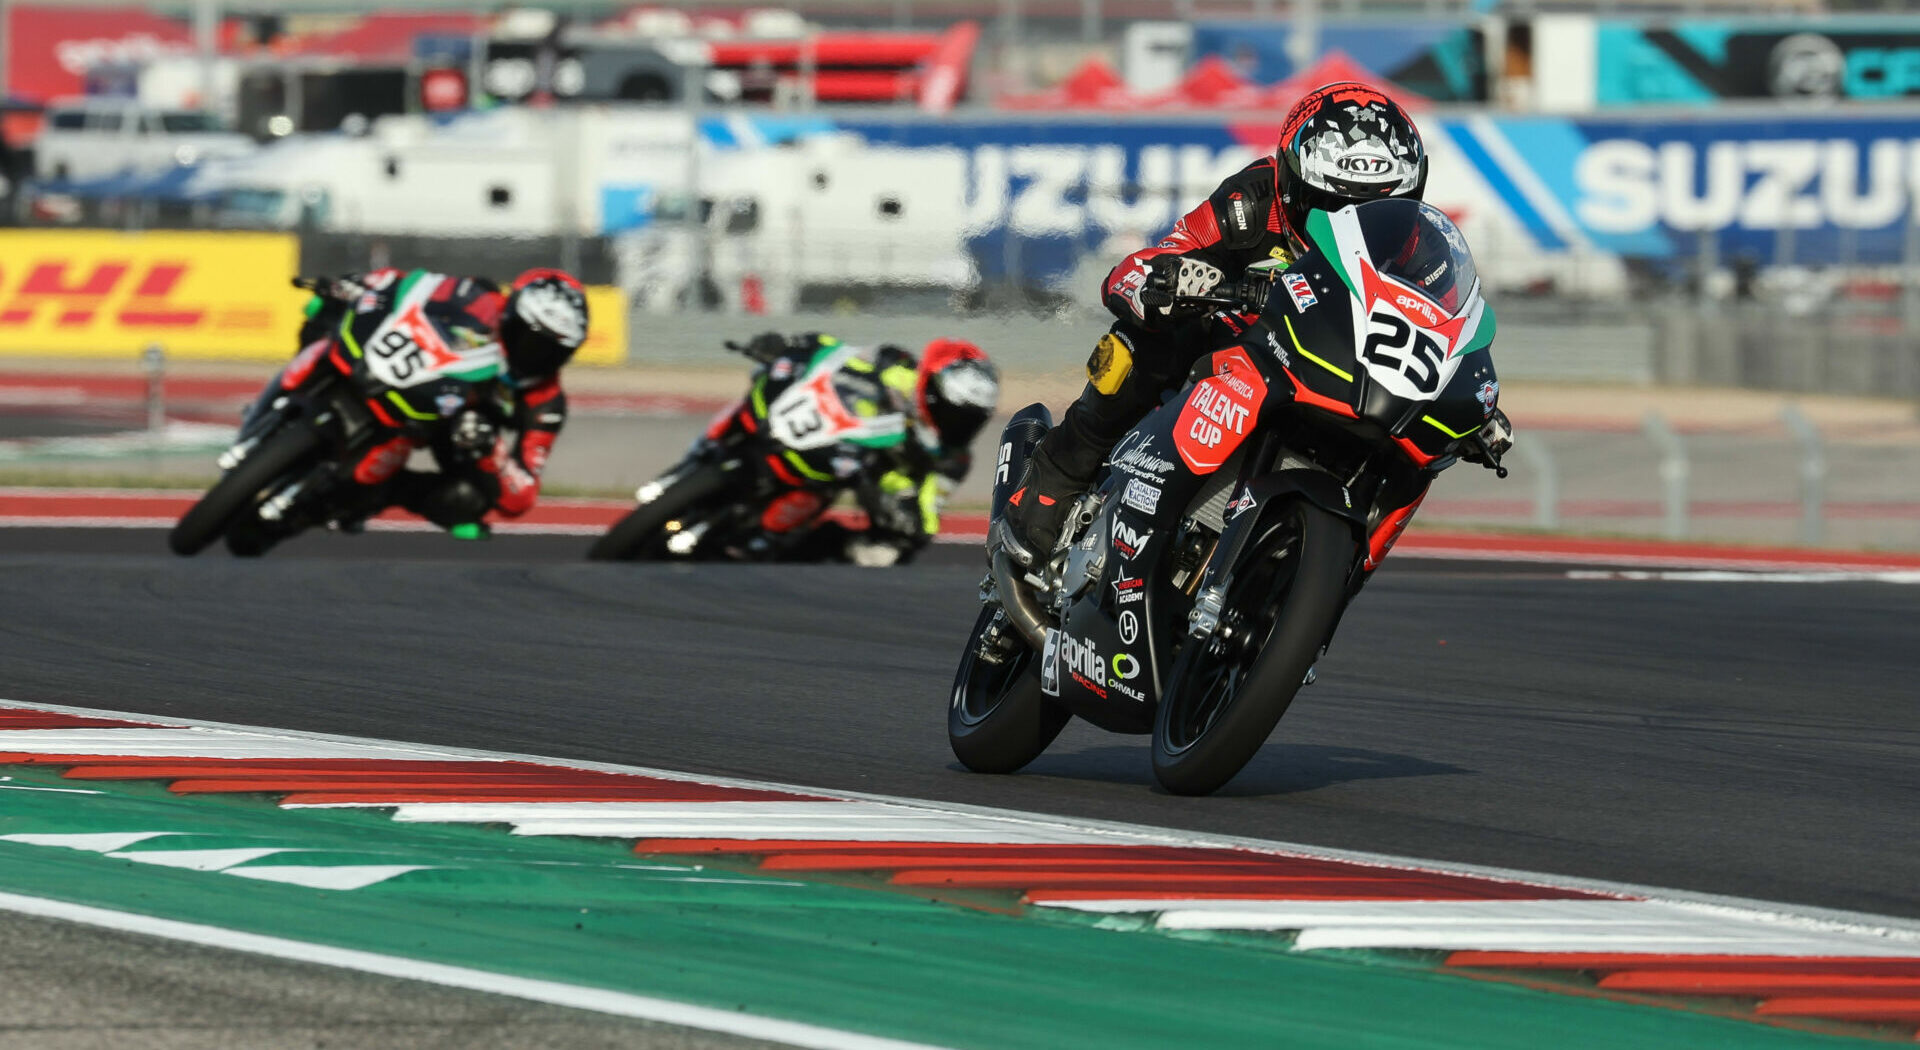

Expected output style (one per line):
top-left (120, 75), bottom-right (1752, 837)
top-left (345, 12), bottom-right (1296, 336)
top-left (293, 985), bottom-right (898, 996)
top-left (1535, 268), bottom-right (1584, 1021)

top-left (1361, 310), bottom-right (1443, 393)
top-left (372, 330), bottom-right (426, 382)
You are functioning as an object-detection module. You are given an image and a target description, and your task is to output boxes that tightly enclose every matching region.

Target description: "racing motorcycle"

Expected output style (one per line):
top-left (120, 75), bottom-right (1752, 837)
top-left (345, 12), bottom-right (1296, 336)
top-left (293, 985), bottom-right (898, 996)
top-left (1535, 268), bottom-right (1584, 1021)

top-left (168, 275), bottom-right (508, 556)
top-left (587, 337), bottom-right (910, 561)
top-left (950, 199), bottom-right (1507, 795)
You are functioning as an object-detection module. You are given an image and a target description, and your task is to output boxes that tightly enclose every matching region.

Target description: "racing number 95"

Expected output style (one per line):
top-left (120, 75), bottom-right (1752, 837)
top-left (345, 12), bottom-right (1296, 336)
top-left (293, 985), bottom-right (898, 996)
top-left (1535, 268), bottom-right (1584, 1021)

top-left (372, 330), bottom-right (426, 382)
top-left (1362, 309), bottom-right (1443, 394)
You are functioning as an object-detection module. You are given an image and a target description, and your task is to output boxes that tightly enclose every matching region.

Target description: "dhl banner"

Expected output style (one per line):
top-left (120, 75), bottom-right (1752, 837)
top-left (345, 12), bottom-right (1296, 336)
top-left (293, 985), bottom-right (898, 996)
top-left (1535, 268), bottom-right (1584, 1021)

top-left (0, 230), bottom-right (306, 359)
top-left (576, 285), bottom-right (627, 367)
top-left (0, 230), bottom-right (630, 364)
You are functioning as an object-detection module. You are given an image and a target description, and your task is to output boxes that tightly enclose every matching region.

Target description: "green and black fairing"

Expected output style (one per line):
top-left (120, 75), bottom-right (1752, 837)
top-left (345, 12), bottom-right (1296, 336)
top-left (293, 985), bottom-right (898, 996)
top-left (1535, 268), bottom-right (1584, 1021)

top-left (1254, 200), bottom-right (1499, 469)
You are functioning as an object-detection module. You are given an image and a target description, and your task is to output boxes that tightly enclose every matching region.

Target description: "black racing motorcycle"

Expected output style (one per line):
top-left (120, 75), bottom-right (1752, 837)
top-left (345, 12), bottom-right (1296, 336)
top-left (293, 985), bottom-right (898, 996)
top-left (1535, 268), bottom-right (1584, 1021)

top-left (169, 275), bottom-right (508, 557)
top-left (588, 337), bottom-right (915, 561)
top-left (950, 199), bottom-right (1508, 795)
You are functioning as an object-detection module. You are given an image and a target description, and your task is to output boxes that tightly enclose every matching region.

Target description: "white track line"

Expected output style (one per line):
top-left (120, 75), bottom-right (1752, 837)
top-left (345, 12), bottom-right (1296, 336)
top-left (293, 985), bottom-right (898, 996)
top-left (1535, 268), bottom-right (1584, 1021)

top-left (0, 890), bottom-right (949, 1050)
top-left (4, 699), bottom-right (1918, 964)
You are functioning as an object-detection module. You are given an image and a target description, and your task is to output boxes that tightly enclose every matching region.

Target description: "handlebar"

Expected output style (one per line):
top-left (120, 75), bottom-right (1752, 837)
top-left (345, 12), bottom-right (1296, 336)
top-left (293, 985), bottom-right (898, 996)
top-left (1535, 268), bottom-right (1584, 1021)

top-left (1140, 271), bottom-right (1274, 315)
top-left (290, 276), bottom-right (326, 292)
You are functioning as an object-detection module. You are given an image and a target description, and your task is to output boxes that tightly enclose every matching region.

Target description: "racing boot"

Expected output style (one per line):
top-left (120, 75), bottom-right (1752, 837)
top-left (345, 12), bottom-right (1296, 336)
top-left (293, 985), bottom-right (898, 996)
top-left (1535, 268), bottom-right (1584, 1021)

top-left (1001, 329), bottom-right (1157, 567)
top-left (1000, 445), bottom-right (1088, 568)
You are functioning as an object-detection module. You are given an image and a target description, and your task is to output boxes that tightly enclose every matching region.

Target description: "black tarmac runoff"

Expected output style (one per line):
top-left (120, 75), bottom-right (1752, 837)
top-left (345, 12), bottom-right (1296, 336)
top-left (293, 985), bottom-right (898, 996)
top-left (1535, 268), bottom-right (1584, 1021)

top-left (1, 529), bottom-right (1915, 924)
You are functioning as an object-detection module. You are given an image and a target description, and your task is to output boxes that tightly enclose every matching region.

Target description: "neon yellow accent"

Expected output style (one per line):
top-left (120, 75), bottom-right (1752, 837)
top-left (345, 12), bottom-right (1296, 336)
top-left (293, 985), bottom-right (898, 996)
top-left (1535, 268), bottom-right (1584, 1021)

top-left (843, 357), bottom-right (875, 374)
top-left (853, 399), bottom-right (878, 418)
top-left (878, 469), bottom-right (915, 495)
top-left (917, 474), bottom-right (942, 535)
top-left (337, 313), bottom-right (363, 359)
top-left (1284, 316), bottom-right (1352, 382)
top-left (749, 377), bottom-right (768, 418)
top-left (879, 363), bottom-right (917, 403)
top-left (1423, 414), bottom-right (1477, 439)
top-left (1088, 332), bottom-right (1133, 396)
top-left (386, 391), bottom-right (437, 421)
top-left (783, 450), bottom-right (833, 482)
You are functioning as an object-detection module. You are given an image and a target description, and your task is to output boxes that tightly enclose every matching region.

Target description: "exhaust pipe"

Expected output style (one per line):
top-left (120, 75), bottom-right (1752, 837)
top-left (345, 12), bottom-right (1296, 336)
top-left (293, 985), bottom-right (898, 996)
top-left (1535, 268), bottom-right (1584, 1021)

top-left (992, 547), bottom-right (1052, 650)
top-left (986, 402), bottom-right (1056, 650)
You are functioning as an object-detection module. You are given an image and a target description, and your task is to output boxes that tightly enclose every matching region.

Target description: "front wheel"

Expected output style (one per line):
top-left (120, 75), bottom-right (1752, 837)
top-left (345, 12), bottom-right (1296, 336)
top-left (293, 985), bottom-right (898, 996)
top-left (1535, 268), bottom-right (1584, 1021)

top-left (587, 462), bottom-right (731, 561)
top-left (1151, 500), bottom-right (1355, 795)
top-left (168, 422), bottom-right (322, 557)
top-left (948, 606), bottom-right (1070, 773)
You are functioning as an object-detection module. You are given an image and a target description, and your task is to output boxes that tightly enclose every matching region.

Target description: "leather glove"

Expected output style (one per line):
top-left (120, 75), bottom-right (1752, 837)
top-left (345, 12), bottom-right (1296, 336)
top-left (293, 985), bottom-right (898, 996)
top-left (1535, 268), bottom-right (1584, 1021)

top-left (448, 409), bottom-right (499, 455)
top-left (1134, 255), bottom-right (1226, 319)
top-left (1462, 408), bottom-right (1513, 464)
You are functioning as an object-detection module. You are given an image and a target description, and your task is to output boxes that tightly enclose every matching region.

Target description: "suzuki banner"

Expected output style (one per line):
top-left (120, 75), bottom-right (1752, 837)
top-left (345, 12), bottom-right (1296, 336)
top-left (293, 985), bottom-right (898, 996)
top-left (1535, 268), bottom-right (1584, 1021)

top-left (1438, 113), bottom-right (1920, 265)
top-left (0, 230), bottom-right (305, 358)
top-left (714, 113), bottom-right (1920, 299)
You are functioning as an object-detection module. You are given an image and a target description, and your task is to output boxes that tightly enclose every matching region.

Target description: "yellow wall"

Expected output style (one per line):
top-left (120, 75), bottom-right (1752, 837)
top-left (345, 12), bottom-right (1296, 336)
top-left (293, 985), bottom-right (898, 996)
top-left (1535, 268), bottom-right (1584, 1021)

top-left (0, 230), bottom-right (306, 359)
top-left (0, 230), bottom-right (630, 365)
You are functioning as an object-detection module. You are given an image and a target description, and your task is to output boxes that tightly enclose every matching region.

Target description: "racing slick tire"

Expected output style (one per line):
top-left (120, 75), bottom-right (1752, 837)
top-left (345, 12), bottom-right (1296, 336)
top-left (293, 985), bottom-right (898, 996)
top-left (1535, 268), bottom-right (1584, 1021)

top-left (168, 422), bottom-right (322, 557)
top-left (587, 462), bottom-right (731, 561)
top-left (949, 606), bottom-right (1072, 773)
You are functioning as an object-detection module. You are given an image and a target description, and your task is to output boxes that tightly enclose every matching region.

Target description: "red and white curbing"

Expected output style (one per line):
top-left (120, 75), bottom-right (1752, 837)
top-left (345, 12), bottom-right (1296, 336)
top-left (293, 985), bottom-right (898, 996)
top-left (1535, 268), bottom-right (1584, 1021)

top-left (1, 701), bottom-right (1918, 1035)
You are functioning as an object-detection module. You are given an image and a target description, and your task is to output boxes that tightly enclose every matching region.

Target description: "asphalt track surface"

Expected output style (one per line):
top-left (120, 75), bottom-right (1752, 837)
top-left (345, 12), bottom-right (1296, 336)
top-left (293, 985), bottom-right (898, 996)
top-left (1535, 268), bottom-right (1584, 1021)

top-left (1, 529), bottom-right (1914, 926)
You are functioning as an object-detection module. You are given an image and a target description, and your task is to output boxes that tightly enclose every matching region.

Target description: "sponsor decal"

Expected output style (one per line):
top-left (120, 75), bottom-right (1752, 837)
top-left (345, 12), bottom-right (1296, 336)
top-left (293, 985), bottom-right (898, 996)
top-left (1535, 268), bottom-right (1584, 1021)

top-left (1108, 433), bottom-right (1178, 484)
top-left (0, 230), bottom-right (303, 358)
top-left (1475, 379), bottom-right (1500, 416)
top-left (1111, 520), bottom-right (1149, 559)
top-left (1394, 292), bottom-right (1443, 328)
top-left (1225, 489), bottom-right (1257, 520)
top-left (1111, 261), bottom-right (1153, 320)
top-left (1057, 631), bottom-right (1107, 700)
top-left (1337, 152), bottom-right (1394, 177)
top-left (770, 358), bottom-right (795, 380)
top-left (1282, 272), bottom-right (1318, 312)
top-left (1174, 347), bottom-right (1268, 473)
top-left (1263, 328), bottom-right (1291, 368)
top-left (995, 440), bottom-right (1013, 485)
top-left (1229, 193), bottom-right (1249, 232)
top-left (1112, 575), bottom-right (1145, 605)
top-left (831, 454), bottom-right (863, 478)
top-left (1118, 610), bottom-right (1139, 645)
top-left (1109, 652), bottom-right (1145, 702)
top-left (1122, 477), bottom-right (1161, 515)
top-left (434, 392), bottom-right (467, 416)
top-left (1040, 629), bottom-right (1062, 696)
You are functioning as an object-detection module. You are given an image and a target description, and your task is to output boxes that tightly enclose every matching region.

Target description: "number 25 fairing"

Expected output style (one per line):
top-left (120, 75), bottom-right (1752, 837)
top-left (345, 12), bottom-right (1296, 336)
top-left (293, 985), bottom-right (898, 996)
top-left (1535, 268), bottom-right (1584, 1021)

top-left (952, 199), bottom-right (1506, 796)
top-left (169, 269), bottom-right (582, 557)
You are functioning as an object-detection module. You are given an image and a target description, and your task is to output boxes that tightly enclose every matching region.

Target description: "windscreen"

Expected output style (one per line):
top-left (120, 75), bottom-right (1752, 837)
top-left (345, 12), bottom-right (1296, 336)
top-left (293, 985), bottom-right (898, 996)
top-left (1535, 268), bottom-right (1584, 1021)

top-left (1355, 198), bottom-right (1477, 317)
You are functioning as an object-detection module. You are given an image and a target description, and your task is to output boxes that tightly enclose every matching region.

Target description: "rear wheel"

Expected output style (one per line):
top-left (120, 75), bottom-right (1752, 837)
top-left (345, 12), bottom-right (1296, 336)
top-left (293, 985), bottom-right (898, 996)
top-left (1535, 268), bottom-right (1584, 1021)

top-left (1151, 500), bottom-right (1355, 795)
top-left (168, 423), bottom-right (322, 557)
top-left (948, 606), bottom-right (1071, 773)
top-left (587, 463), bottom-right (731, 561)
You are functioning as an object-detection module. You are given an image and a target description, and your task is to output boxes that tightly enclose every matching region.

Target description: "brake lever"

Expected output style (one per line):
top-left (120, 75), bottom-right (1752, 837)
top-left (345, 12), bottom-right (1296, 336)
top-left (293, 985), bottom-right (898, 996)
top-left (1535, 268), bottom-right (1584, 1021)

top-left (1470, 435), bottom-right (1510, 479)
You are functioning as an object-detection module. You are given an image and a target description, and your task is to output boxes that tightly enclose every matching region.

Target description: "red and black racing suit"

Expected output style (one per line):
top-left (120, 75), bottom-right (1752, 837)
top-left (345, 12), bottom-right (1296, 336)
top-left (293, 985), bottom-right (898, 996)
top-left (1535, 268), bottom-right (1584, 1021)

top-left (293, 269), bottom-right (568, 529)
top-left (1043, 157), bottom-right (1435, 574)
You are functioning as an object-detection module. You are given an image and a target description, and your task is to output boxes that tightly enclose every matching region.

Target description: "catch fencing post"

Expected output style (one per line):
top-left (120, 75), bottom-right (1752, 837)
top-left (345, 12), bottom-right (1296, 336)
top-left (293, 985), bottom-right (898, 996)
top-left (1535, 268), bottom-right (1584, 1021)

top-left (1780, 404), bottom-right (1826, 545)
top-left (1643, 410), bottom-right (1689, 540)
top-left (142, 343), bottom-right (166, 434)
top-left (1515, 434), bottom-right (1560, 530)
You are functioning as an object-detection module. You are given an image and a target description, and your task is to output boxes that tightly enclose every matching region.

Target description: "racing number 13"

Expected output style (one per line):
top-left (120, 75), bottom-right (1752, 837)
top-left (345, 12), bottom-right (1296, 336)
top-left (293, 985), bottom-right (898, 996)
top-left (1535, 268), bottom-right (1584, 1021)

top-left (1362, 309), bottom-right (1443, 393)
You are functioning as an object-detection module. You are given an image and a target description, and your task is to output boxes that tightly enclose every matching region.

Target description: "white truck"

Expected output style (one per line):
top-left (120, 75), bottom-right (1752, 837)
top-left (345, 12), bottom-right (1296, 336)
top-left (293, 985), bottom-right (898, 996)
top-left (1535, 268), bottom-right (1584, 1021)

top-left (35, 97), bottom-right (254, 182)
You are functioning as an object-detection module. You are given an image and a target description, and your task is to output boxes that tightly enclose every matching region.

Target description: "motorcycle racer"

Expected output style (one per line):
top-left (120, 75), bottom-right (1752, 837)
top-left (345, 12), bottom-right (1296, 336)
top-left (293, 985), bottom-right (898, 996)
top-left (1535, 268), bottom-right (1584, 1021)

top-left (734, 331), bottom-right (1000, 565)
top-left (281, 266), bottom-right (589, 536)
top-left (1001, 82), bottom-right (1513, 572)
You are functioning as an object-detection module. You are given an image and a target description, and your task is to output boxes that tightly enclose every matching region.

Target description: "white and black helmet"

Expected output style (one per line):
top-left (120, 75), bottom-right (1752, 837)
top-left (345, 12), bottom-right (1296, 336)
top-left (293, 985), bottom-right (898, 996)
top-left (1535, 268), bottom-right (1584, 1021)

top-left (502, 268), bottom-right (589, 380)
